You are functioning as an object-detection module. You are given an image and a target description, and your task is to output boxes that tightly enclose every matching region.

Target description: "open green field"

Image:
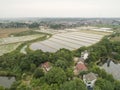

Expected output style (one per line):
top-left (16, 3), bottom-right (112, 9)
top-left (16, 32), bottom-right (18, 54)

top-left (0, 43), bottom-right (21, 56)
top-left (0, 28), bottom-right (111, 55)
top-left (111, 36), bottom-right (120, 42)
top-left (10, 30), bottom-right (44, 36)
top-left (0, 34), bottom-right (45, 56)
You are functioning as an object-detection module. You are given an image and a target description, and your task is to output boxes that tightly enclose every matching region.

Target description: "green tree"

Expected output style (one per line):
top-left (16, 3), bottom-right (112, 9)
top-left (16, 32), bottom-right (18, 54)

top-left (30, 63), bottom-right (36, 72)
top-left (60, 78), bottom-right (87, 90)
top-left (65, 68), bottom-right (74, 80)
top-left (0, 86), bottom-right (5, 90)
top-left (95, 78), bottom-right (114, 90)
top-left (50, 84), bottom-right (59, 90)
top-left (74, 46), bottom-right (87, 57)
top-left (94, 86), bottom-right (101, 90)
top-left (56, 49), bottom-right (73, 66)
top-left (55, 59), bottom-right (67, 70)
top-left (28, 23), bottom-right (39, 29)
top-left (50, 24), bottom-right (65, 29)
top-left (28, 50), bottom-right (47, 66)
top-left (41, 84), bottom-right (52, 90)
top-left (45, 67), bottom-right (67, 84)
top-left (87, 52), bottom-right (99, 63)
top-left (20, 60), bottom-right (30, 71)
top-left (33, 68), bottom-right (44, 78)
top-left (10, 81), bottom-right (21, 90)
top-left (17, 84), bottom-right (32, 90)
top-left (114, 81), bottom-right (120, 90)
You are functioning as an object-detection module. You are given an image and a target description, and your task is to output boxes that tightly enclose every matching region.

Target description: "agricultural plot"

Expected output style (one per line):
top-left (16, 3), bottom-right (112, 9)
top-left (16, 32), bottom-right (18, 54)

top-left (53, 35), bottom-right (97, 44)
top-left (35, 29), bottom-right (59, 34)
top-left (0, 34), bottom-right (44, 45)
top-left (50, 38), bottom-right (90, 46)
top-left (0, 34), bottom-right (44, 55)
top-left (42, 40), bottom-right (75, 50)
top-left (30, 43), bottom-right (57, 52)
top-left (30, 31), bottom-right (104, 52)
top-left (0, 43), bottom-right (21, 56)
top-left (0, 28), bottom-right (28, 38)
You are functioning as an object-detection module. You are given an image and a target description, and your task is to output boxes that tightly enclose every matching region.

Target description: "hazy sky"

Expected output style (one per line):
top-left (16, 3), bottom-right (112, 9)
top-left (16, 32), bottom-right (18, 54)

top-left (0, 0), bottom-right (120, 18)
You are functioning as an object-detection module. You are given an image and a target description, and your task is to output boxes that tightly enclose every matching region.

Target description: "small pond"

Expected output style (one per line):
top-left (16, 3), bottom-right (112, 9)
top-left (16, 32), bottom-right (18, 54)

top-left (0, 76), bottom-right (16, 88)
top-left (100, 61), bottom-right (120, 80)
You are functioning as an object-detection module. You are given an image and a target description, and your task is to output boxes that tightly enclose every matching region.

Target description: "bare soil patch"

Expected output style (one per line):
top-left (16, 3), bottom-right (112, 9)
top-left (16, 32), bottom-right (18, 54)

top-left (0, 28), bottom-right (28, 38)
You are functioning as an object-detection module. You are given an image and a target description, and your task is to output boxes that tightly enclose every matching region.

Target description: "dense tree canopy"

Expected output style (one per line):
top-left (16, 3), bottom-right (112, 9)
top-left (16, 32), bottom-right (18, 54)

top-left (45, 67), bottom-right (67, 85)
top-left (33, 68), bottom-right (44, 78)
top-left (95, 78), bottom-right (114, 90)
top-left (55, 59), bottom-right (68, 70)
top-left (28, 23), bottom-right (39, 29)
top-left (60, 79), bottom-right (87, 90)
top-left (0, 31), bottom-right (120, 90)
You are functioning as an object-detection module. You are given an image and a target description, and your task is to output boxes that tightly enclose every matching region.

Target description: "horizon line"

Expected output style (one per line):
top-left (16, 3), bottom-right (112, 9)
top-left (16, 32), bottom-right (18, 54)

top-left (0, 17), bottom-right (120, 19)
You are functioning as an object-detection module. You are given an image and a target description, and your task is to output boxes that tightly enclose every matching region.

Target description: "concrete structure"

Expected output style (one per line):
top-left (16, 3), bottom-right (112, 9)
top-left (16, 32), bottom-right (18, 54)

top-left (83, 72), bottom-right (97, 88)
top-left (81, 50), bottom-right (89, 60)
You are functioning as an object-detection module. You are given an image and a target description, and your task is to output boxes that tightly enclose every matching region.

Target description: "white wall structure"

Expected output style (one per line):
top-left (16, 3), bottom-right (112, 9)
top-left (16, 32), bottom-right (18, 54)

top-left (83, 72), bottom-right (97, 88)
top-left (81, 51), bottom-right (89, 60)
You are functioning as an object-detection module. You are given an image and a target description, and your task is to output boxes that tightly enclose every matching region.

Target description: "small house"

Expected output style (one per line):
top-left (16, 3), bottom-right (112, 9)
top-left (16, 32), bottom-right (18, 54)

top-left (83, 72), bottom-right (97, 88)
top-left (41, 62), bottom-right (52, 72)
top-left (74, 61), bottom-right (87, 75)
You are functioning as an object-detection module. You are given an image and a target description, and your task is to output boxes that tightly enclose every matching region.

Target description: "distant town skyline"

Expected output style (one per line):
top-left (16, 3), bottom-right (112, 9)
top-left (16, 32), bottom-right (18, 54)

top-left (0, 0), bottom-right (120, 18)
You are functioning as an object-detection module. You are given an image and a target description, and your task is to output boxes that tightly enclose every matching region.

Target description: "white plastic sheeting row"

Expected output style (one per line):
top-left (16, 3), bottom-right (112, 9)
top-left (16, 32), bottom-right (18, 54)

top-left (30, 32), bottom-right (103, 52)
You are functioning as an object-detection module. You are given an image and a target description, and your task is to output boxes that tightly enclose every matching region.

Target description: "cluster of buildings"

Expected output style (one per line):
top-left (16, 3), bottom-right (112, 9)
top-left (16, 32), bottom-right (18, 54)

top-left (39, 50), bottom-right (97, 90)
top-left (74, 50), bottom-right (97, 89)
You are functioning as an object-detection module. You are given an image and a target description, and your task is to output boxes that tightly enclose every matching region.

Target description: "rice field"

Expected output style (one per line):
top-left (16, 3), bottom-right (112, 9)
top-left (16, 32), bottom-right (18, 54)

top-left (0, 34), bottom-right (44, 55)
top-left (0, 43), bottom-right (21, 56)
top-left (30, 31), bottom-right (104, 52)
top-left (0, 34), bottom-right (44, 45)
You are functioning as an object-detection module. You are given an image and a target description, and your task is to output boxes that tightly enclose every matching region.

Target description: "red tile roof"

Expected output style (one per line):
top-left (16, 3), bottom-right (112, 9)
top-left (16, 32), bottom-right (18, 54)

top-left (41, 62), bottom-right (52, 71)
top-left (42, 62), bottom-right (51, 68)
top-left (75, 61), bottom-right (87, 71)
